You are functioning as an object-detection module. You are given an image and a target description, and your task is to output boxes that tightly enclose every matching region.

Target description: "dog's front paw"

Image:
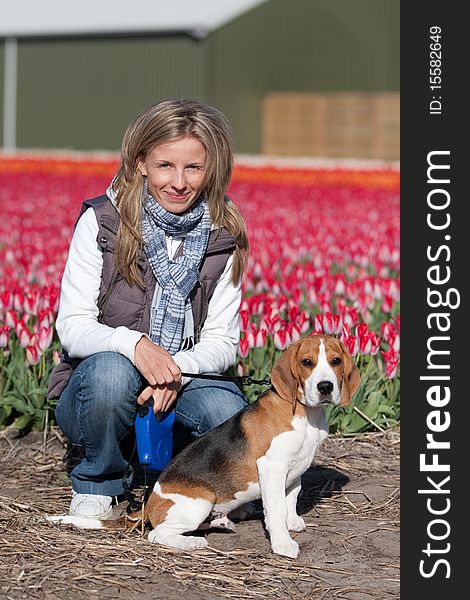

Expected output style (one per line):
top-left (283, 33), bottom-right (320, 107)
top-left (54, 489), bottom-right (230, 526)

top-left (287, 515), bottom-right (306, 532)
top-left (271, 538), bottom-right (300, 559)
top-left (148, 528), bottom-right (209, 550)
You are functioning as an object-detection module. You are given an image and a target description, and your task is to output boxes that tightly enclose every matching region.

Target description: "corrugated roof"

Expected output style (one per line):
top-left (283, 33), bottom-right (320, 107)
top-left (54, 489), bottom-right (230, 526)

top-left (0, 0), bottom-right (268, 38)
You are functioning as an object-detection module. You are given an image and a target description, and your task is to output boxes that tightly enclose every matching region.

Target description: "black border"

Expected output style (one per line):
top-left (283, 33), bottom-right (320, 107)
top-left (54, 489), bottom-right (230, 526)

top-left (401, 3), bottom-right (466, 596)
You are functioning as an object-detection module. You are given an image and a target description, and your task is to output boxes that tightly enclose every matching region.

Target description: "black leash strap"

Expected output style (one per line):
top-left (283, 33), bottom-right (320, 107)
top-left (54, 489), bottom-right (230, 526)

top-left (180, 372), bottom-right (271, 387)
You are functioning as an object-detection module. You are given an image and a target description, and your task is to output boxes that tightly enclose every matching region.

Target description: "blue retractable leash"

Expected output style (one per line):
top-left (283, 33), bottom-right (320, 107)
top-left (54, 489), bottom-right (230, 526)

top-left (134, 371), bottom-right (271, 472)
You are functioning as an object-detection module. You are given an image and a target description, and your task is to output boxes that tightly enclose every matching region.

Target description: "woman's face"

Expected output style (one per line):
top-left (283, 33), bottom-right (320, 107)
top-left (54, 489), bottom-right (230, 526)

top-left (138, 136), bottom-right (207, 214)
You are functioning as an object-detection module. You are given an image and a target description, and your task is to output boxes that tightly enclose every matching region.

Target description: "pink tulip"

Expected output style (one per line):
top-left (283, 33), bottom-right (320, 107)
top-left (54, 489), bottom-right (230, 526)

top-left (381, 322), bottom-right (394, 341)
top-left (313, 314), bottom-right (323, 334)
top-left (334, 274), bottom-right (346, 296)
top-left (297, 310), bottom-right (310, 334)
top-left (38, 326), bottom-right (54, 351)
top-left (322, 313), bottom-right (336, 335)
top-left (346, 306), bottom-right (359, 327)
top-left (245, 328), bottom-right (256, 349)
top-left (365, 294), bottom-right (375, 310)
top-left (319, 296), bottom-right (332, 313)
top-left (259, 315), bottom-right (272, 332)
top-left (255, 329), bottom-right (267, 348)
top-left (5, 309), bottom-right (20, 328)
top-left (0, 326), bottom-right (10, 348)
top-left (270, 314), bottom-right (282, 332)
top-left (236, 362), bottom-right (247, 377)
top-left (387, 330), bottom-right (400, 353)
top-left (16, 321), bottom-right (32, 348)
top-left (37, 308), bottom-right (55, 329)
top-left (287, 323), bottom-right (301, 344)
top-left (274, 328), bottom-right (288, 351)
top-left (325, 313), bottom-right (343, 335)
top-left (392, 314), bottom-right (400, 331)
top-left (26, 343), bottom-right (41, 366)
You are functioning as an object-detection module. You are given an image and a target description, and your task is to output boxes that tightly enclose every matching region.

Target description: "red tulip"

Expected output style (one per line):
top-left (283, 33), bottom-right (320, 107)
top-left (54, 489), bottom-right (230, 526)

top-left (24, 291), bottom-right (38, 315)
top-left (239, 309), bottom-right (250, 331)
top-left (369, 332), bottom-right (382, 356)
top-left (341, 325), bottom-right (359, 357)
top-left (357, 323), bottom-right (372, 355)
top-left (381, 294), bottom-right (393, 313)
top-left (237, 337), bottom-right (250, 358)
top-left (0, 290), bottom-right (12, 311)
top-left (323, 313), bottom-right (343, 335)
top-left (381, 349), bottom-right (399, 378)
top-left (259, 315), bottom-right (272, 332)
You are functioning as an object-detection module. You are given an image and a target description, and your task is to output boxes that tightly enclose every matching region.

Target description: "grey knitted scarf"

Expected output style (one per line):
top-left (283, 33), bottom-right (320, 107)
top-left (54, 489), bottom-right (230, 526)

top-left (141, 187), bottom-right (211, 354)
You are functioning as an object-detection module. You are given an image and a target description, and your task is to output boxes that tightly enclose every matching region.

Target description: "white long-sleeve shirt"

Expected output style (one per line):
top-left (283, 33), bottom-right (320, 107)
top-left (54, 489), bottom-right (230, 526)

top-left (56, 207), bottom-right (242, 385)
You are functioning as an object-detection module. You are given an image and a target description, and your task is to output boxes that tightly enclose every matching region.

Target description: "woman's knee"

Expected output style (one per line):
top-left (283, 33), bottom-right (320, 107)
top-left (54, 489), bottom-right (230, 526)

top-left (75, 352), bottom-right (143, 409)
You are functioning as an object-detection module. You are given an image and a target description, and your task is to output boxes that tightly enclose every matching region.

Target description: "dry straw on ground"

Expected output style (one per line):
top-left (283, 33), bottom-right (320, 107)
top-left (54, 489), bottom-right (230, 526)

top-left (0, 427), bottom-right (399, 600)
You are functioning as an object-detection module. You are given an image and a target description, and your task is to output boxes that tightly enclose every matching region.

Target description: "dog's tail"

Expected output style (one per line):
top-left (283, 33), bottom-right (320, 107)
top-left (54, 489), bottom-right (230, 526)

top-left (46, 512), bottom-right (142, 530)
top-left (46, 490), bottom-right (168, 531)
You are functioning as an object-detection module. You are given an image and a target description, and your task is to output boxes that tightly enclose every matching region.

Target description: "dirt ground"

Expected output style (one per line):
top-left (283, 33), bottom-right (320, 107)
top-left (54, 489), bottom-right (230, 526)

top-left (0, 427), bottom-right (399, 600)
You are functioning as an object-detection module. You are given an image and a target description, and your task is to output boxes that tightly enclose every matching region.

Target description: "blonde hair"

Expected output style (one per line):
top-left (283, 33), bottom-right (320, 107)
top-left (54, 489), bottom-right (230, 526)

top-left (112, 99), bottom-right (248, 288)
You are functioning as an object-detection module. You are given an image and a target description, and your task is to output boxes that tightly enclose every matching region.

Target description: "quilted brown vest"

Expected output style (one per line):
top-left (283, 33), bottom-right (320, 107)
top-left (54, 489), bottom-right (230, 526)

top-left (47, 195), bottom-right (237, 399)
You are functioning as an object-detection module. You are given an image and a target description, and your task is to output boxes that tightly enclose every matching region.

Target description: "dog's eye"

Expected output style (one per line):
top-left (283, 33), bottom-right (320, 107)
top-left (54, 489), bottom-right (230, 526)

top-left (331, 357), bottom-right (341, 365)
top-left (302, 358), bottom-right (313, 367)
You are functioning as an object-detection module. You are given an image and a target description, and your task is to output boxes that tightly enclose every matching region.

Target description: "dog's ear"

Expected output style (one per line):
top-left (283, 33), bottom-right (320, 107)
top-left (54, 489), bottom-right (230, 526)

top-left (339, 341), bottom-right (361, 407)
top-left (271, 341), bottom-right (301, 404)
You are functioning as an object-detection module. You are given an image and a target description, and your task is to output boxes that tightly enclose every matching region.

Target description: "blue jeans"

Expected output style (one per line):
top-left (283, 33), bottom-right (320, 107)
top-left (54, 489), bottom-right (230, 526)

top-left (55, 352), bottom-right (247, 496)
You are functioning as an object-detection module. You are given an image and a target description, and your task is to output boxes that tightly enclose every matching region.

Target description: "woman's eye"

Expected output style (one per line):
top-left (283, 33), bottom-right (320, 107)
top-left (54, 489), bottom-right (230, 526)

top-left (302, 358), bottom-right (313, 367)
top-left (332, 357), bottom-right (341, 365)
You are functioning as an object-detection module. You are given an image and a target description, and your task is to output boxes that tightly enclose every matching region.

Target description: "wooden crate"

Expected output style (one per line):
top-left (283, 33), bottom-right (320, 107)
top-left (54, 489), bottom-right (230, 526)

top-left (261, 92), bottom-right (399, 160)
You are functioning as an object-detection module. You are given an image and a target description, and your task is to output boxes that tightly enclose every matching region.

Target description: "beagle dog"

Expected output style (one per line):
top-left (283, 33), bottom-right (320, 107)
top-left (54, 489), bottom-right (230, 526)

top-left (49, 335), bottom-right (360, 559)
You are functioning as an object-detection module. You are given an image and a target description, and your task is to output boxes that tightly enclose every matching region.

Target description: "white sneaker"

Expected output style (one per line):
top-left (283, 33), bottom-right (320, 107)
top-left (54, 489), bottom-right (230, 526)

top-left (69, 492), bottom-right (114, 520)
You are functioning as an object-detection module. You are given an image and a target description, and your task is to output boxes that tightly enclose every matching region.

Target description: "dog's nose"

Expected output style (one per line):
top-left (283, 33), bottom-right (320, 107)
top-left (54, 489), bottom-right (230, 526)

top-left (317, 381), bottom-right (334, 395)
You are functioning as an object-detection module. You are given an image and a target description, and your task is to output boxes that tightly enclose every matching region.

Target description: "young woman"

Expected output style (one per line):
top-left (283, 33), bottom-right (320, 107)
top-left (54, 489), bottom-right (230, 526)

top-left (48, 99), bottom-right (249, 519)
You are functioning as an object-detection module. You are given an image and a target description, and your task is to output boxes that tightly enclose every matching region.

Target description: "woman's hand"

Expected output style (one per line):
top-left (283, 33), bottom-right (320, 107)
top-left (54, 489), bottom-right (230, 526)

top-left (137, 380), bottom-right (181, 415)
top-left (134, 336), bottom-right (181, 386)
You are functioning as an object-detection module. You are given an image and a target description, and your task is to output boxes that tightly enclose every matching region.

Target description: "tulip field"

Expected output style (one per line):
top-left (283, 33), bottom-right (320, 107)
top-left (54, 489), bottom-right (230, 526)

top-left (0, 154), bottom-right (400, 435)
